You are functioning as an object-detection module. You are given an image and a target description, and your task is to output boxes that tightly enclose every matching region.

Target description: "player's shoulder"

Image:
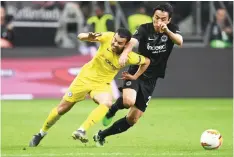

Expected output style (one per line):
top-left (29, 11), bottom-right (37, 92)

top-left (98, 32), bottom-right (114, 42)
top-left (136, 23), bottom-right (153, 35)
top-left (101, 32), bottom-right (115, 37)
top-left (168, 23), bottom-right (179, 28)
top-left (168, 23), bottom-right (181, 33)
top-left (139, 22), bottom-right (153, 30)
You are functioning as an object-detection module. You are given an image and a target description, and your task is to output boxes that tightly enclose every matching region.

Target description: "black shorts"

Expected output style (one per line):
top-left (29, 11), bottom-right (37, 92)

top-left (121, 78), bottom-right (157, 112)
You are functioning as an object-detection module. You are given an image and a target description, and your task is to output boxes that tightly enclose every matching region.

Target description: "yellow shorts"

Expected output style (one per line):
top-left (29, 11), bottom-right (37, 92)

top-left (63, 77), bottom-right (112, 103)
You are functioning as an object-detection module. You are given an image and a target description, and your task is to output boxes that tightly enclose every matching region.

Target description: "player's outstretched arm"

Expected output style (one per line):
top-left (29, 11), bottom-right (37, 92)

top-left (77, 32), bottom-right (102, 42)
top-left (122, 57), bottom-right (150, 80)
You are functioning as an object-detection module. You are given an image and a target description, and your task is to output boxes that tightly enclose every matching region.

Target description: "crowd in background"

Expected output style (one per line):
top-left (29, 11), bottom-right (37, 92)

top-left (1, 2), bottom-right (14, 48)
top-left (1, 1), bottom-right (233, 49)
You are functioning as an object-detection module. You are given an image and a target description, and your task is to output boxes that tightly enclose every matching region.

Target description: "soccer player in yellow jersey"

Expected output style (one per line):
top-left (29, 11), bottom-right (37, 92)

top-left (29, 28), bottom-right (150, 147)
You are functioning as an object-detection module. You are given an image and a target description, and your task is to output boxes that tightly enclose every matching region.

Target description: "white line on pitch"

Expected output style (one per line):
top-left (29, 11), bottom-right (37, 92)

top-left (1, 152), bottom-right (225, 157)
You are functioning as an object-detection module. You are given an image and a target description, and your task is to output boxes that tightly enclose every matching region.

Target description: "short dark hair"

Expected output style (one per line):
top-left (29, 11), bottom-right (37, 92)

top-left (153, 3), bottom-right (173, 18)
top-left (116, 28), bottom-right (132, 43)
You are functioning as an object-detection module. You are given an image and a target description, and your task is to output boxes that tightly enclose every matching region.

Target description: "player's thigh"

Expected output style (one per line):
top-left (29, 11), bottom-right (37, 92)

top-left (134, 90), bottom-right (151, 113)
top-left (134, 79), bottom-right (156, 112)
top-left (126, 106), bottom-right (144, 125)
top-left (122, 80), bottom-right (138, 107)
top-left (63, 77), bottom-right (91, 103)
top-left (90, 83), bottom-right (113, 107)
top-left (122, 88), bottom-right (137, 107)
top-left (92, 93), bottom-right (112, 108)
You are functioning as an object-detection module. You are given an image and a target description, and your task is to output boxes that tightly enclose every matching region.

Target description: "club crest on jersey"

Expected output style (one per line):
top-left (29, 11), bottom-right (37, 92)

top-left (126, 81), bottom-right (132, 86)
top-left (67, 91), bottom-right (73, 97)
top-left (161, 35), bottom-right (168, 42)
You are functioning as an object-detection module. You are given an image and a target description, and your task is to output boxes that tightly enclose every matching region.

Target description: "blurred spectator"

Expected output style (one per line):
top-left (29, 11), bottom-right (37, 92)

top-left (127, 5), bottom-right (152, 34)
top-left (87, 3), bottom-right (114, 33)
top-left (86, 3), bottom-right (114, 56)
top-left (208, 8), bottom-right (233, 48)
top-left (1, 5), bottom-right (14, 48)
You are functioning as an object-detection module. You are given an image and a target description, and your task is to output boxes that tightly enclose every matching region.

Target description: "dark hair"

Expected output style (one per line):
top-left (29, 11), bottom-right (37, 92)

top-left (116, 28), bottom-right (132, 43)
top-left (96, 2), bottom-right (105, 11)
top-left (153, 3), bottom-right (173, 18)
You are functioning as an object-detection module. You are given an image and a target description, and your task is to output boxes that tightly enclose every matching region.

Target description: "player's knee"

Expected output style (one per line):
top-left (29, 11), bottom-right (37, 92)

top-left (57, 105), bottom-right (69, 115)
top-left (57, 100), bottom-right (75, 115)
top-left (123, 97), bottom-right (135, 108)
top-left (126, 115), bottom-right (139, 125)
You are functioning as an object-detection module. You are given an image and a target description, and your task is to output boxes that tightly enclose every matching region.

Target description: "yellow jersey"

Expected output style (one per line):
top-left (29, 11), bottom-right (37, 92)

top-left (78, 32), bottom-right (145, 83)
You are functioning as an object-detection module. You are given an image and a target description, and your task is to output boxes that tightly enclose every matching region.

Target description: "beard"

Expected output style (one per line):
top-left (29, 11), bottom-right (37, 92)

top-left (115, 48), bottom-right (124, 55)
top-left (111, 46), bottom-right (124, 55)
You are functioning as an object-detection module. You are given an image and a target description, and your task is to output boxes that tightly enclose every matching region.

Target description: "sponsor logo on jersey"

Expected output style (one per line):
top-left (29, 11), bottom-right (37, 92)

top-left (147, 43), bottom-right (166, 51)
top-left (147, 43), bottom-right (167, 54)
top-left (105, 59), bottom-right (119, 70)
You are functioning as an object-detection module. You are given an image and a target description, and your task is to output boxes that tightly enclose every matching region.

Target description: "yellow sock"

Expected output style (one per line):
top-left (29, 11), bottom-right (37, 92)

top-left (41, 107), bottom-right (61, 132)
top-left (80, 104), bottom-right (109, 131)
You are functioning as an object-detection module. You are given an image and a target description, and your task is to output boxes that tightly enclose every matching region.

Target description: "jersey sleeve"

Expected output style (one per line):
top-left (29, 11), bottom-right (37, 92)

top-left (96, 32), bottom-right (114, 43)
top-left (127, 51), bottom-right (146, 65)
top-left (171, 24), bottom-right (181, 35)
top-left (132, 25), bottom-right (146, 42)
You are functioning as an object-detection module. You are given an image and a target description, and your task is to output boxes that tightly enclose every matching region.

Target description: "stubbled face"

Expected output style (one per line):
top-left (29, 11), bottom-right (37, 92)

top-left (111, 33), bottom-right (128, 55)
top-left (153, 10), bottom-right (171, 32)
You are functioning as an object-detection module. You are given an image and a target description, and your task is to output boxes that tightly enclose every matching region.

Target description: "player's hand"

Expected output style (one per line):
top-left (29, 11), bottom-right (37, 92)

top-left (119, 53), bottom-right (128, 67)
top-left (121, 71), bottom-right (137, 80)
top-left (159, 23), bottom-right (169, 33)
top-left (88, 32), bottom-right (102, 40)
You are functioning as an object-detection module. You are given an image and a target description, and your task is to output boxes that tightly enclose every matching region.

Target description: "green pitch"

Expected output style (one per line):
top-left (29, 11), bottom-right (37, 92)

top-left (1, 99), bottom-right (233, 157)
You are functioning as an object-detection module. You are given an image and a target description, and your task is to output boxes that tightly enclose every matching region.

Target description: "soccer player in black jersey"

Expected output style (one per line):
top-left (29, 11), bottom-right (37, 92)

top-left (93, 3), bottom-right (183, 146)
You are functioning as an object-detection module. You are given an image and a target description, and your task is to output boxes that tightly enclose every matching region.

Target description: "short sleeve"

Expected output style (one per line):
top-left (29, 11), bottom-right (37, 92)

top-left (127, 51), bottom-right (146, 65)
top-left (96, 32), bottom-right (114, 43)
top-left (132, 25), bottom-right (146, 42)
top-left (171, 24), bottom-right (181, 35)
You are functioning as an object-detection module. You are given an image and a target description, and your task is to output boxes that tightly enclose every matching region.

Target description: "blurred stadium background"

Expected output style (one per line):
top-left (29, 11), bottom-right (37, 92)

top-left (1, 1), bottom-right (233, 157)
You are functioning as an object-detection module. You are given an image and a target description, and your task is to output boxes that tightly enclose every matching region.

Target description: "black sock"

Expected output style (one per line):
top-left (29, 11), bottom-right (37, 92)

top-left (99, 117), bottom-right (132, 139)
top-left (109, 96), bottom-right (124, 116)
